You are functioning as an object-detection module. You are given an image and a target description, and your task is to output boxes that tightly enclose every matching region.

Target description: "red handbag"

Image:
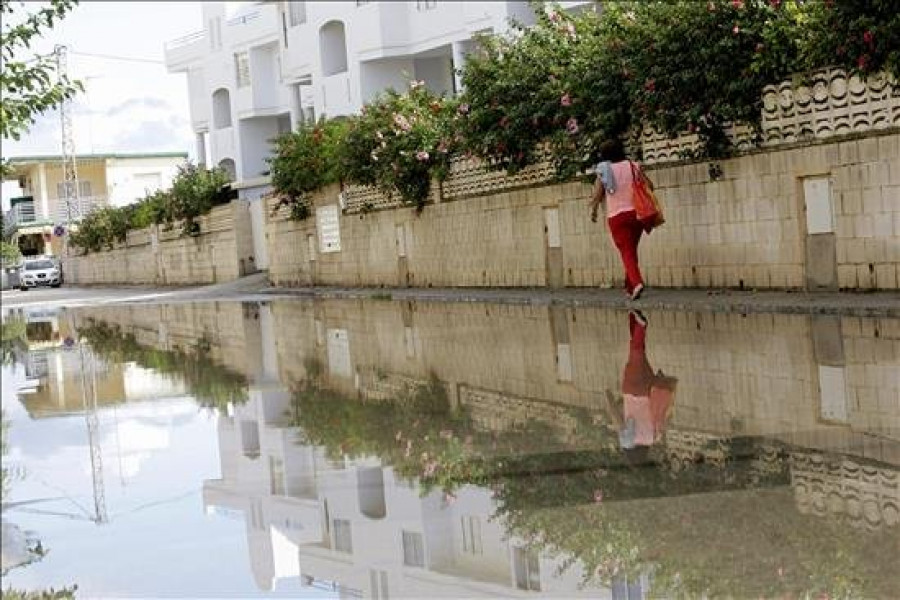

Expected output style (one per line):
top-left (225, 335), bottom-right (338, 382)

top-left (630, 161), bottom-right (665, 232)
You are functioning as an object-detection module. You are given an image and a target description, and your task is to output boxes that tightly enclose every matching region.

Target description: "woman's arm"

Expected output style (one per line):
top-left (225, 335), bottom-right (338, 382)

top-left (590, 176), bottom-right (605, 222)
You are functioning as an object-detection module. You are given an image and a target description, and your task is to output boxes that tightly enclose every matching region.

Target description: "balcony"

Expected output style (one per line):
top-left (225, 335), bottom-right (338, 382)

top-left (6, 200), bottom-right (38, 230)
top-left (321, 73), bottom-right (355, 118)
top-left (164, 30), bottom-right (207, 72)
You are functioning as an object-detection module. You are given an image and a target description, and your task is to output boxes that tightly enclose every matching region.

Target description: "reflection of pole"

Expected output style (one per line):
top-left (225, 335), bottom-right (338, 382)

top-left (78, 343), bottom-right (107, 524)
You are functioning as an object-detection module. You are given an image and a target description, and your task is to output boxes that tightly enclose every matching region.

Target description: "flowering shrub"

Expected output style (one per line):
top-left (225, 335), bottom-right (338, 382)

top-left (268, 118), bottom-right (348, 220)
top-left (459, 1), bottom-right (804, 166)
top-left (339, 82), bottom-right (459, 210)
top-left (69, 205), bottom-right (130, 253)
top-left (613, 0), bottom-right (801, 157)
top-left (799, 0), bottom-right (900, 79)
top-left (458, 6), bottom-right (629, 179)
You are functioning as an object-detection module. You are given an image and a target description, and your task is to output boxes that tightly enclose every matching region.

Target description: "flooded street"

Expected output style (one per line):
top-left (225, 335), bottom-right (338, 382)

top-left (2, 299), bottom-right (898, 598)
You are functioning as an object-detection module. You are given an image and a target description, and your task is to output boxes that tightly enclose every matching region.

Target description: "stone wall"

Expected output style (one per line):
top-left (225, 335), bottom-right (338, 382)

top-left (63, 201), bottom-right (247, 286)
top-left (268, 131), bottom-right (900, 290)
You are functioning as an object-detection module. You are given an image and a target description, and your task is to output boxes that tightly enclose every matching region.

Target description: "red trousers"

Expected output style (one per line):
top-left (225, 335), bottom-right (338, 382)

top-left (622, 313), bottom-right (653, 396)
top-left (608, 210), bottom-right (644, 293)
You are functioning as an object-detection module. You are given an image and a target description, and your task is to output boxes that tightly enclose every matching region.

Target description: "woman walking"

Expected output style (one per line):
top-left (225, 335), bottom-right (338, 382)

top-left (590, 139), bottom-right (654, 300)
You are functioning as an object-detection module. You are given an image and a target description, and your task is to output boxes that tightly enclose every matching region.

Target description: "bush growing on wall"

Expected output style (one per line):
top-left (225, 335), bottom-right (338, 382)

top-left (267, 117), bottom-right (348, 220)
top-left (70, 162), bottom-right (230, 254)
top-left (338, 82), bottom-right (460, 210)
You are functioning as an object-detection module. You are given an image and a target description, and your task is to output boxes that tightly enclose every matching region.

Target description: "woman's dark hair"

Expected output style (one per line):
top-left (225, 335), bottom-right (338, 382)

top-left (599, 138), bottom-right (626, 163)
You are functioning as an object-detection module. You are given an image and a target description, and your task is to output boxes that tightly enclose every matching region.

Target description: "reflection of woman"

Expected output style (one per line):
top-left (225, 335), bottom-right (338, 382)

top-left (604, 310), bottom-right (677, 452)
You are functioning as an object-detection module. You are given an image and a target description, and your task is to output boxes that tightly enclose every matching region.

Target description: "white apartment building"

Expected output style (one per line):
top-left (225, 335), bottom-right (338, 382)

top-left (164, 1), bottom-right (593, 187)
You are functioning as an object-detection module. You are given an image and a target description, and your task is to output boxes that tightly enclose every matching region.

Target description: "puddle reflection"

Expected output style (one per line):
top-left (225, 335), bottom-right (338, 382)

top-left (3, 300), bottom-right (898, 598)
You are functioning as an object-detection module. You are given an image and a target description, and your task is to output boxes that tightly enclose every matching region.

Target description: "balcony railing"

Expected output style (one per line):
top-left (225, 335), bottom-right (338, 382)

top-left (55, 195), bottom-right (106, 224)
top-left (164, 29), bottom-right (205, 51)
top-left (7, 202), bottom-right (37, 227)
top-left (227, 10), bottom-right (260, 27)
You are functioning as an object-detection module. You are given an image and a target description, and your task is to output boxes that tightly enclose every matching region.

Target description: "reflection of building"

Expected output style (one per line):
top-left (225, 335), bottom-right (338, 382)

top-left (203, 388), bottom-right (606, 597)
top-left (12, 307), bottom-right (187, 419)
top-left (1, 152), bottom-right (186, 256)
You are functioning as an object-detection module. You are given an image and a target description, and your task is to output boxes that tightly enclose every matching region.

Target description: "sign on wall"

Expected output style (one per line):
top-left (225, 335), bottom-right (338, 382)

top-left (317, 204), bottom-right (341, 253)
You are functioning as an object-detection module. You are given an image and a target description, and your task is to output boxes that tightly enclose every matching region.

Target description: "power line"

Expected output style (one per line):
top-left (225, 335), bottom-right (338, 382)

top-left (70, 50), bottom-right (163, 65)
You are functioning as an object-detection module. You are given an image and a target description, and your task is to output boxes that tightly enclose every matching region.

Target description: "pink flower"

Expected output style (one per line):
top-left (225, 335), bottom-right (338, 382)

top-left (863, 30), bottom-right (874, 46)
top-left (858, 54), bottom-right (870, 70)
top-left (547, 10), bottom-right (561, 22)
top-left (565, 23), bottom-right (576, 38)
top-left (499, 116), bottom-right (510, 128)
top-left (457, 103), bottom-right (470, 115)
top-left (565, 117), bottom-right (579, 135)
top-left (423, 460), bottom-right (438, 477)
top-left (593, 489), bottom-right (604, 503)
top-left (768, 0), bottom-right (782, 7)
top-left (393, 113), bottom-right (411, 132)
top-left (732, 0), bottom-right (744, 9)
top-left (560, 93), bottom-right (572, 107)
top-left (732, 24), bottom-right (740, 35)
top-left (416, 150), bottom-right (430, 162)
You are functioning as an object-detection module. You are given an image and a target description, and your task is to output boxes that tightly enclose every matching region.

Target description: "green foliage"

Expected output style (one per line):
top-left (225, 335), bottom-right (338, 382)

top-left (798, 0), bottom-right (900, 79)
top-left (0, 1), bottom-right (82, 144)
top-left (268, 118), bottom-right (348, 220)
top-left (68, 206), bottom-right (130, 253)
top-left (69, 162), bottom-right (229, 254)
top-left (339, 82), bottom-right (460, 210)
top-left (1, 240), bottom-right (21, 264)
top-left (77, 320), bottom-right (247, 410)
top-left (168, 162), bottom-right (230, 235)
top-left (1, 314), bottom-right (27, 366)
top-left (2, 587), bottom-right (77, 600)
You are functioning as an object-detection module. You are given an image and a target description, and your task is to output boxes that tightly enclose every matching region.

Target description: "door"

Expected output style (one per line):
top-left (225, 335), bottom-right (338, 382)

top-left (543, 207), bottom-right (564, 288)
top-left (803, 176), bottom-right (837, 290)
top-left (249, 198), bottom-right (269, 271)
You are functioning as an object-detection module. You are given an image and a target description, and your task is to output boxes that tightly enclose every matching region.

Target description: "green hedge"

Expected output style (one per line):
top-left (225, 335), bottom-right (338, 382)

top-left (70, 162), bottom-right (230, 254)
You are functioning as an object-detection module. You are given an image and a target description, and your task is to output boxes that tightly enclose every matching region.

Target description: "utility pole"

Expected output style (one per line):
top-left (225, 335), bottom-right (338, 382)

top-left (54, 45), bottom-right (79, 258)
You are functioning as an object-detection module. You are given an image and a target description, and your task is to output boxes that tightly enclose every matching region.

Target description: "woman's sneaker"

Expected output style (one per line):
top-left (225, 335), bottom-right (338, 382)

top-left (630, 283), bottom-right (645, 301)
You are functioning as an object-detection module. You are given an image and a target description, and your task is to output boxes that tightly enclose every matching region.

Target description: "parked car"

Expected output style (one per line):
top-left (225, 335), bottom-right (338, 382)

top-left (19, 256), bottom-right (63, 290)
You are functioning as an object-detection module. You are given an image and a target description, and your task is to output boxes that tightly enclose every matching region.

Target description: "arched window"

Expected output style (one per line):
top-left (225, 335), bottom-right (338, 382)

top-left (212, 88), bottom-right (232, 129)
top-left (319, 21), bottom-right (348, 76)
top-left (218, 158), bottom-right (236, 181)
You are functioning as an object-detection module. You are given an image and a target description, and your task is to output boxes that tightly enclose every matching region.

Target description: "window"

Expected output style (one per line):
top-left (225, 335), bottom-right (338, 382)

top-left (235, 52), bottom-right (250, 87)
top-left (416, 0), bottom-right (437, 10)
top-left (402, 531), bottom-right (424, 567)
top-left (460, 516), bottom-right (483, 555)
top-left (333, 519), bottom-right (353, 553)
top-left (288, 1), bottom-right (306, 26)
top-left (369, 570), bottom-right (389, 600)
top-left (56, 180), bottom-right (92, 199)
top-left (513, 547), bottom-right (541, 591)
top-left (212, 88), bottom-right (232, 129)
top-left (319, 21), bottom-right (348, 76)
top-left (269, 455), bottom-right (285, 495)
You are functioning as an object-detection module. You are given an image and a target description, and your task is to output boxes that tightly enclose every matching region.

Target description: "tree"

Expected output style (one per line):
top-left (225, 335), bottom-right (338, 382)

top-left (0, 0), bottom-right (83, 177)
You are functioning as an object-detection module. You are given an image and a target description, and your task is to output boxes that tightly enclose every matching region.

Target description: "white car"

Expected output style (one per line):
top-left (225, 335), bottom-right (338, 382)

top-left (19, 257), bottom-right (63, 290)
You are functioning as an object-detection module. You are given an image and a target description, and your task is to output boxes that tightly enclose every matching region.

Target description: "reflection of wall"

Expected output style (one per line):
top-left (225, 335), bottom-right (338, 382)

top-left (270, 300), bottom-right (900, 465)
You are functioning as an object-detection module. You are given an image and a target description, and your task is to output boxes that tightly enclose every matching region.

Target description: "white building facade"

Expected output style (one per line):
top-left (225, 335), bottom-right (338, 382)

top-left (164, 1), bottom-right (593, 188)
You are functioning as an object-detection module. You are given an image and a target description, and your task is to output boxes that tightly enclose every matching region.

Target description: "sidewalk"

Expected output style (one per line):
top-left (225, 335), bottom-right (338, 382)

top-left (260, 284), bottom-right (900, 318)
